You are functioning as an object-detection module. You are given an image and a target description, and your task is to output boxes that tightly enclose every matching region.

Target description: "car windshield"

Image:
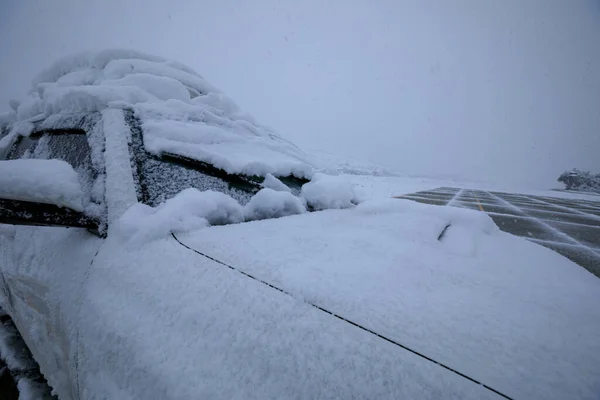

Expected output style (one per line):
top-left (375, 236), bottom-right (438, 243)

top-left (132, 151), bottom-right (258, 207)
top-left (124, 110), bottom-right (305, 207)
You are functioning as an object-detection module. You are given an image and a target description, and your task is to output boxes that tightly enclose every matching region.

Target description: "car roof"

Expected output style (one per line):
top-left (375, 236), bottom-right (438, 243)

top-left (1, 49), bottom-right (316, 180)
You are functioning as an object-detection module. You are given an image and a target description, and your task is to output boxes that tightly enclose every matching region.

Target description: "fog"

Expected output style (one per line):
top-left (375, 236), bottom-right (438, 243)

top-left (1, 0), bottom-right (599, 188)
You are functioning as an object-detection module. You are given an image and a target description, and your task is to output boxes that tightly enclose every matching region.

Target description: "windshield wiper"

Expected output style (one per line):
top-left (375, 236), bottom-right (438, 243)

top-left (161, 152), bottom-right (262, 193)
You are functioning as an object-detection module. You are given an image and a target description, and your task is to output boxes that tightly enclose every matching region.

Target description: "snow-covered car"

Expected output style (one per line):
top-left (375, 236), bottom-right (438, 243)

top-left (1, 50), bottom-right (600, 400)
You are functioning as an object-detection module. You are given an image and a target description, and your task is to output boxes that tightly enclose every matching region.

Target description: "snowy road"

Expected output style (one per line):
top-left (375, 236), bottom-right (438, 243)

top-left (396, 188), bottom-right (600, 277)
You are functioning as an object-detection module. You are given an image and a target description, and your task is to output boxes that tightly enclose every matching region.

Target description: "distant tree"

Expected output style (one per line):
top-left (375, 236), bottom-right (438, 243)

top-left (558, 169), bottom-right (600, 193)
top-left (558, 169), bottom-right (583, 190)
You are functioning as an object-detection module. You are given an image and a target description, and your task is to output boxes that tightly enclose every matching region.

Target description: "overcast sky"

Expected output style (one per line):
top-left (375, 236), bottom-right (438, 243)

top-left (1, 0), bottom-right (599, 187)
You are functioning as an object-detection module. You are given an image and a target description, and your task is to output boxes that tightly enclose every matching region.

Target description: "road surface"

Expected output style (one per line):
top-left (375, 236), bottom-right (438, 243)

top-left (396, 187), bottom-right (600, 277)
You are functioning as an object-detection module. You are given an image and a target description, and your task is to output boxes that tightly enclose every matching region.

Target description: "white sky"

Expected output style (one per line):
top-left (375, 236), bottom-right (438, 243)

top-left (1, 0), bottom-right (599, 188)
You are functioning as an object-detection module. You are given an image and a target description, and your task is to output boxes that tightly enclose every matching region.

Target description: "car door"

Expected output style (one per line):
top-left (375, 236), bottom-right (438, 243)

top-left (0, 127), bottom-right (105, 400)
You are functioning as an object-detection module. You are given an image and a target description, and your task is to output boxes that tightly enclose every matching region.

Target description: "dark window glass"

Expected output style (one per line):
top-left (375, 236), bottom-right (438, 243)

top-left (7, 130), bottom-right (97, 202)
top-left (45, 133), bottom-right (91, 170)
top-left (137, 156), bottom-right (256, 207)
top-left (7, 136), bottom-right (38, 160)
top-left (0, 127), bottom-right (9, 141)
top-left (8, 131), bottom-right (92, 169)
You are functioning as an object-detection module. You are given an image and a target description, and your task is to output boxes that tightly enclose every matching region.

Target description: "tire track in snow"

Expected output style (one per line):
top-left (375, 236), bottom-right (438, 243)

top-left (446, 189), bottom-right (465, 207)
top-left (522, 196), bottom-right (600, 223)
top-left (487, 192), bottom-right (581, 246)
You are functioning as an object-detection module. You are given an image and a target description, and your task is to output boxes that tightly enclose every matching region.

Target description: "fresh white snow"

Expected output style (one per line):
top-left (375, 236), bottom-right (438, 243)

top-left (6, 49), bottom-right (318, 180)
top-left (301, 173), bottom-right (360, 210)
top-left (176, 198), bottom-right (600, 400)
top-left (244, 188), bottom-right (306, 221)
top-left (114, 186), bottom-right (310, 244)
top-left (0, 314), bottom-right (36, 372)
top-left (0, 309), bottom-right (56, 400)
top-left (0, 159), bottom-right (86, 210)
top-left (17, 378), bottom-right (54, 400)
top-left (113, 170), bottom-right (372, 244)
top-left (102, 108), bottom-right (139, 224)
top-left (260, 173), bottom-right (291, 192)
top-left (114, 188), bottom-right (244, 244)
top-left (77, 230), bottom-right (501, 400)
top-left (347, 174), bottom-right (600, 202)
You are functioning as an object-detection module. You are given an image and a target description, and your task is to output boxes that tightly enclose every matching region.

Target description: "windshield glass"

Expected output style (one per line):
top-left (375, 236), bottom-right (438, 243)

top-left (135, 153), bottom-right (257, 207)
top-left (125, 110), bottom-right (265, 207)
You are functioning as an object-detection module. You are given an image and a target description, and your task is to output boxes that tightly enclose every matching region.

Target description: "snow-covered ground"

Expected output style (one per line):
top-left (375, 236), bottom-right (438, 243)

top-left (346, 173), bottom-right (600, 202)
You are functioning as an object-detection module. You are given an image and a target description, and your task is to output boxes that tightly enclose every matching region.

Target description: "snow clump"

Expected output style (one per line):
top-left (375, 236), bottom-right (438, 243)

top-left (0, 159), bottom-right (86, 211)
top-left (261, 173), bottom-right (291, 192)
top-left (301, 173), bottom-right (360, 210)
top-left (244, 188), bottom-right (306, 221)
top-left (114, 188), bottom-right (244, 244)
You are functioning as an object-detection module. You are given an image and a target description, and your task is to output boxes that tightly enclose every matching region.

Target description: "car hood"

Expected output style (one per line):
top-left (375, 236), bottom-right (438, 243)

top-left (80, 200), bottom-right (505, 400)
top-left (175, 199), bottom-right (600, 400)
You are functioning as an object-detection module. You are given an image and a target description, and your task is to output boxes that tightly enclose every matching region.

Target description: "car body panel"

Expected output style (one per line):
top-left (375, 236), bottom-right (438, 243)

top-left (175, 203), bottom-right (600, 400)
top-left (73, 233), bottom-right (499, 400)
top-left (0, 226), bottom-right (102, 400)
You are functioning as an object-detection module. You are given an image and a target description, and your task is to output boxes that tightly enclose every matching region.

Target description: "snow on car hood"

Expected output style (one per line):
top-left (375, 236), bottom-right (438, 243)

top-left (4, 49), bottom-right (315, 179)
top-left (175, 198), bottom-right (600, 400)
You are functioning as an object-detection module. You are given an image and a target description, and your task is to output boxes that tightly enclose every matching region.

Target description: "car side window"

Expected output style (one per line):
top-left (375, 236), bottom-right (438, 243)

top-left (7, 135), bottom-right (38, 159)
top-left (8, 130), bottom-right (90, 166)
top-left (7, 130), bottom-right (101, 207)
top-left (0, 126), bottom-right (9, 141)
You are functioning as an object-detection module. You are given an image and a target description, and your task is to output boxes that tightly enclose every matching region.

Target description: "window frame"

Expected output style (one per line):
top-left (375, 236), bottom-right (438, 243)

top-left (5, 119), bottom-right (107, 233)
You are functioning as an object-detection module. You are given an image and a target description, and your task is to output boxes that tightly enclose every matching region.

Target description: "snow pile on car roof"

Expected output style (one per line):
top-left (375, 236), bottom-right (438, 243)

top-left (5, 49), bottom-right (316, 179)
